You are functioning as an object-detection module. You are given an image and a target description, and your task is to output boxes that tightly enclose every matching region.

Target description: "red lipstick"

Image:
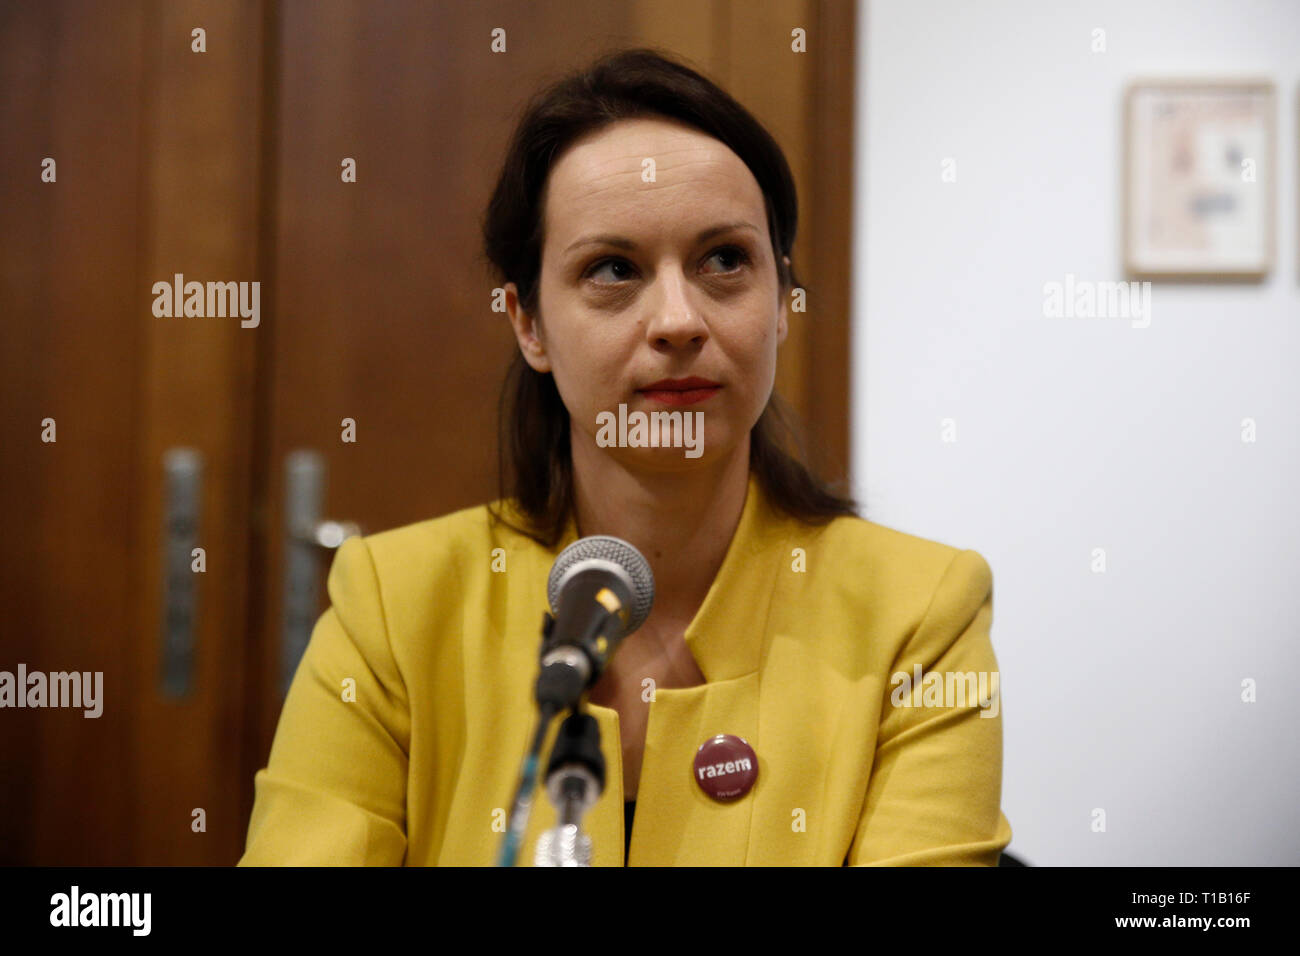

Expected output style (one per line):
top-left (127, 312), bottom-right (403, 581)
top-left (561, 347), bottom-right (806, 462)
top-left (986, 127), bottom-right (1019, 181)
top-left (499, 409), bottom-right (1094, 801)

top-left (638, 377), bottom-right (722, 407)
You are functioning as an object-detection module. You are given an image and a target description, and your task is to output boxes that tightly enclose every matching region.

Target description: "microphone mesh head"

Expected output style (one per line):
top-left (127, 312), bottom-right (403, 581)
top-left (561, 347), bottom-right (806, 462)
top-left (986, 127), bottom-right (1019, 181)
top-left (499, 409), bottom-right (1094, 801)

top-left (548, 535), bottom-right (655, 633)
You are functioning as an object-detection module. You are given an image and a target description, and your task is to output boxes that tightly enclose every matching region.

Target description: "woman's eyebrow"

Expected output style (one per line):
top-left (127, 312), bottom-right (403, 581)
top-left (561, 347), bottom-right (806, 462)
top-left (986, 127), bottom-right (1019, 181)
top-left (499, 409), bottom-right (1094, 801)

top-left (562, 221), bottom-right (760, 255)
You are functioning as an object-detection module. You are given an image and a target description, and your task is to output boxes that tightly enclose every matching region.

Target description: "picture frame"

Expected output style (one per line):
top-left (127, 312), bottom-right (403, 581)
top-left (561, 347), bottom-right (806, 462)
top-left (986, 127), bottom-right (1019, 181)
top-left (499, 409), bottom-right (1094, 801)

top-left (1123, 79), bottom-right (1275, 281)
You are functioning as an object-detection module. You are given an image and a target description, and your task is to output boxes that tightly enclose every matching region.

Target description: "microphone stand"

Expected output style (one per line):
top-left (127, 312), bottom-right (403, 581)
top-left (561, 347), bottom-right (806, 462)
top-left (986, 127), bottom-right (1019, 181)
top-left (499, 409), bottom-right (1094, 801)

top-left (497, 609), bottom-right (609, 866)
top-left (534, 708), bottom-right (605, 866)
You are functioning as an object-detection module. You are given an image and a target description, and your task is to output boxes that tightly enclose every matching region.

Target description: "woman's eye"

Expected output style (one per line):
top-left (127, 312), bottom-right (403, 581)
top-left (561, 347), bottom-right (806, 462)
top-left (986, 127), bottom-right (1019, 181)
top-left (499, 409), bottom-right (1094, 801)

top-left (703, 245), bottom-right (750, 275)
top-left (586, 258), bottom-right (635, 284)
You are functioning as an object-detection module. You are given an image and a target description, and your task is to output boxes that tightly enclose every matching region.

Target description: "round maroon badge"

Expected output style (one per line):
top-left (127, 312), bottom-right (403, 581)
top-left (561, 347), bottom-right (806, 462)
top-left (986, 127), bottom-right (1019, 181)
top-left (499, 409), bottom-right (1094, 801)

top-left (693, 734), bottom-right (758, 801)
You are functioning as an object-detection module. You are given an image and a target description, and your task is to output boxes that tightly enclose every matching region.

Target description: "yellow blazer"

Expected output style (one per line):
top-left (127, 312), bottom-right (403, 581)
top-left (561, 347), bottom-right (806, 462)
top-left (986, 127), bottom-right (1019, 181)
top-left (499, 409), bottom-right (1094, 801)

top-left (239, 472), bottom-right (1013, 866)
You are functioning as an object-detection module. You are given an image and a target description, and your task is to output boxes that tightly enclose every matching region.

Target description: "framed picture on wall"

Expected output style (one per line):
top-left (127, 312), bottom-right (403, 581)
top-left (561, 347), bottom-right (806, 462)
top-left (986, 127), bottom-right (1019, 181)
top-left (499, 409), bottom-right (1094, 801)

top-left (1124, 79), bottom-right (1275, 280)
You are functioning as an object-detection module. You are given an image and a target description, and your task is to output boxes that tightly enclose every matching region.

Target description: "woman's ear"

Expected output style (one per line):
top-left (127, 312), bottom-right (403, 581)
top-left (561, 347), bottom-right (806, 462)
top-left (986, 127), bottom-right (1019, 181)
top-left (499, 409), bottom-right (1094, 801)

top-left (504, 282), bottom-right (551, 373)
top-left (777, 255), bottom-right (791, 344)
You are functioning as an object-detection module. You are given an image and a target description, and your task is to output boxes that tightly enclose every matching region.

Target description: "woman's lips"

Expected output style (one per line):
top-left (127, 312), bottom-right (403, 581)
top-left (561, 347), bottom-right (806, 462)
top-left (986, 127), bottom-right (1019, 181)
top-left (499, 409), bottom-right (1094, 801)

top-left (638, 386), bottom-right (721, 406)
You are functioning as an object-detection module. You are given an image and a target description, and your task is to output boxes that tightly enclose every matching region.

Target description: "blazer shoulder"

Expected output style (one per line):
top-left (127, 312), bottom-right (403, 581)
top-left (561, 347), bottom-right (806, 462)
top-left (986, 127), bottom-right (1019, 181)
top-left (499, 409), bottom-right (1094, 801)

top-left (803, 512), bottom-right (993, 617)
top-left (316, 499), bottom-right (539, 651)
top-left (818, 512), bottom-right (984, 572)
top-left (324, 500), bottom-right (518, 618)
top-left (360, 500), bottom-right (499, 564)
top-left (790, 515), bottom-right (994, 680)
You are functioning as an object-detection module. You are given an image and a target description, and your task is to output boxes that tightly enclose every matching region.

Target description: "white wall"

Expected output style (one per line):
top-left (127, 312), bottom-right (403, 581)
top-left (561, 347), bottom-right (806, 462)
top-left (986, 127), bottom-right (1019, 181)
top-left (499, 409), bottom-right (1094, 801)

top-left (853, 0), bottom-right (1300, 864)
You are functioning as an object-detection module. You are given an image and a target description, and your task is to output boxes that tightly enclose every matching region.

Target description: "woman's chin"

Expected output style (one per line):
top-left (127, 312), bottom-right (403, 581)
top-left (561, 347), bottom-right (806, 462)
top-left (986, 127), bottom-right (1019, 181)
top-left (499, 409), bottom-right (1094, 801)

top-left (602, 436), bottom-right (742, 475)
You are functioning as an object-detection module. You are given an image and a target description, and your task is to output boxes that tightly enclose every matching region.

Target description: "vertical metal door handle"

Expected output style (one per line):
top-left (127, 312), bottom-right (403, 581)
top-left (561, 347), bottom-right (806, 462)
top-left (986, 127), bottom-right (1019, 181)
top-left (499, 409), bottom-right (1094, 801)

top-left (281, 450), bottom-right (361, 694)
top-left (160, 448), bottom-right (203, 698)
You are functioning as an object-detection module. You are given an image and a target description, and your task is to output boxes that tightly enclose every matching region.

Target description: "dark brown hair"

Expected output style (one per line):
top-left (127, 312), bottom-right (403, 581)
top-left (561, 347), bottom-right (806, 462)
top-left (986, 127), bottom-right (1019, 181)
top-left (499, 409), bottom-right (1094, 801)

top-left (481, 47), bottom-right (857, 547)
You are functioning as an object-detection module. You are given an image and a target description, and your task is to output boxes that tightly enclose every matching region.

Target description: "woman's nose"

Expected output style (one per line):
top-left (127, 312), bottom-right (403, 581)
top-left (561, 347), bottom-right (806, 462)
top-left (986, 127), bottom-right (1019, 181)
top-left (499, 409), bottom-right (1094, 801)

top-left (645, 274), bottom-right (708, 348)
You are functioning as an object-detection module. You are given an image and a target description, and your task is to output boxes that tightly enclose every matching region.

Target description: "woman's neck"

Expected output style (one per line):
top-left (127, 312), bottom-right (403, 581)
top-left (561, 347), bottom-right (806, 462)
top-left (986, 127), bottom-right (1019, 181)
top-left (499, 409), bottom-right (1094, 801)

top-left (569, 434), bottom-right (750, 628)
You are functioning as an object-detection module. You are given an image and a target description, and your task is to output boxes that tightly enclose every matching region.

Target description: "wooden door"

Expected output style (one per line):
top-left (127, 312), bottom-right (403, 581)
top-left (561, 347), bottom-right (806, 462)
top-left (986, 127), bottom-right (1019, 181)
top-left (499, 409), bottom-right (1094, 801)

top-left (0, 0), bottom-right (264, 866)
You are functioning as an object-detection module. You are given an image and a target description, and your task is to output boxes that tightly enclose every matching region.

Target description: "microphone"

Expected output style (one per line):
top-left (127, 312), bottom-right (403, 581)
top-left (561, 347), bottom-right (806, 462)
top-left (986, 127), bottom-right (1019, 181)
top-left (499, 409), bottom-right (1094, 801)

top-left (535, 535), bottom-right (655, 710)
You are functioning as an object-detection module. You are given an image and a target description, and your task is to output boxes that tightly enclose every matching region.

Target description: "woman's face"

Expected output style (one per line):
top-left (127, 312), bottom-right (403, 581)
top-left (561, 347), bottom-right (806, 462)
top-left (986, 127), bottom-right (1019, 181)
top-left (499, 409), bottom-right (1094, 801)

top-left (506, 116), bottom-right (789, 474)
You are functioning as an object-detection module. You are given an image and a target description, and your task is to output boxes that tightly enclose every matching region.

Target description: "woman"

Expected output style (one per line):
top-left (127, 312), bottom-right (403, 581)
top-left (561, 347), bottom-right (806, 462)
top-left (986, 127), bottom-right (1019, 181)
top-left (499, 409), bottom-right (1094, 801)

top-left (239, 48), bottom-right (1012, 866)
